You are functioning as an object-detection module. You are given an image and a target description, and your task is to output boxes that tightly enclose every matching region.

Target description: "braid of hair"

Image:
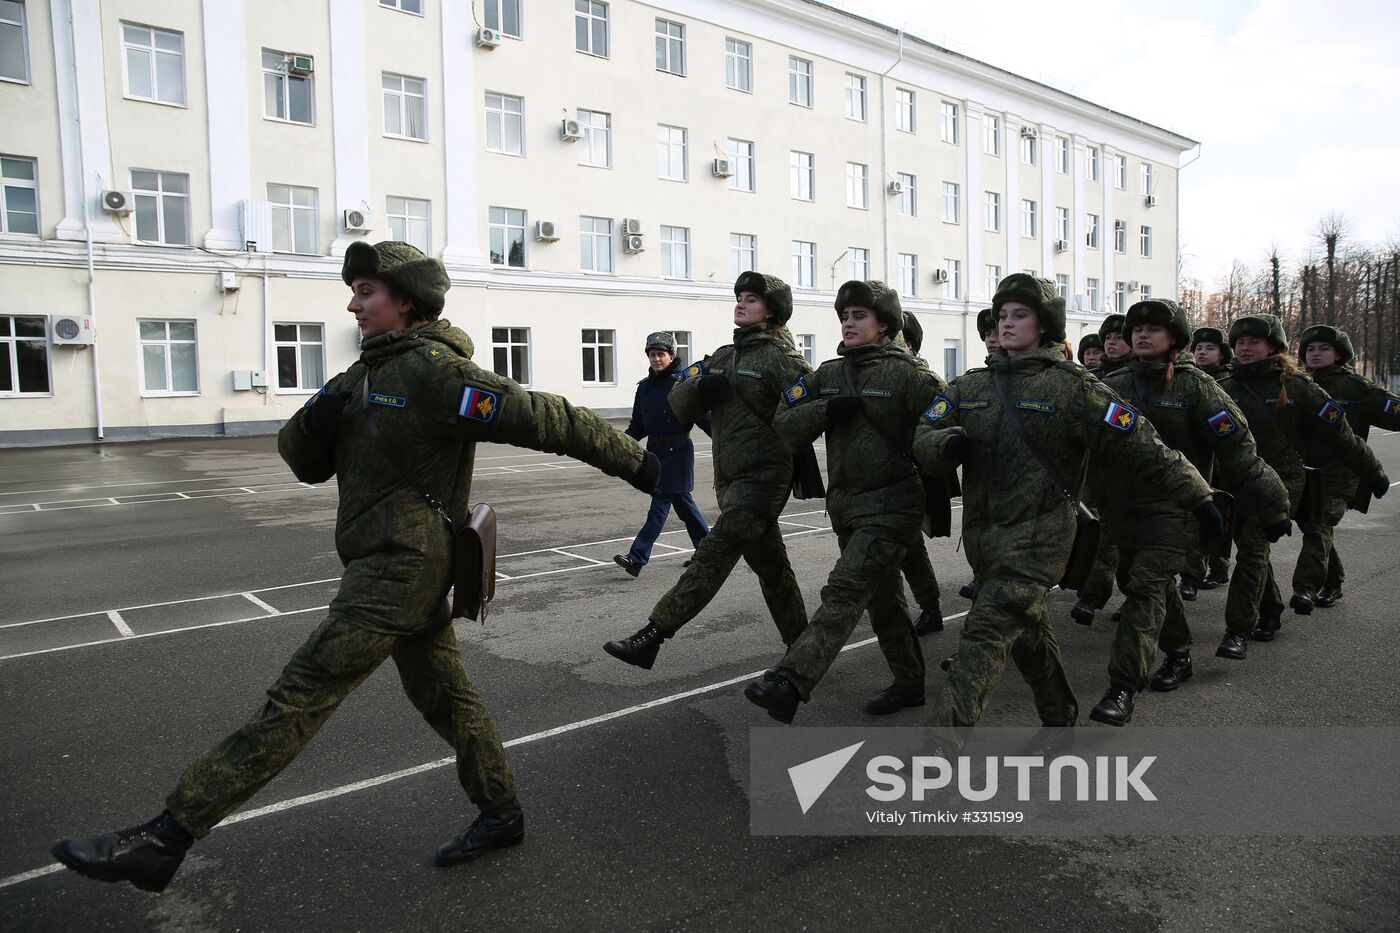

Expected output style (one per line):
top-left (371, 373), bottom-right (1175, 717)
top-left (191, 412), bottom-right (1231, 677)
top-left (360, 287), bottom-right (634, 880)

top-left (1276, 353), bottom-right (1298, 408)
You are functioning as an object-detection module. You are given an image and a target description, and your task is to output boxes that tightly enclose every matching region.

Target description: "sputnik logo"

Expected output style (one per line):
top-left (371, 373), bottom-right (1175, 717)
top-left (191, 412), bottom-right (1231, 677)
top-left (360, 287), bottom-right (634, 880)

top-left (787, 742), bottom-right (865, 815)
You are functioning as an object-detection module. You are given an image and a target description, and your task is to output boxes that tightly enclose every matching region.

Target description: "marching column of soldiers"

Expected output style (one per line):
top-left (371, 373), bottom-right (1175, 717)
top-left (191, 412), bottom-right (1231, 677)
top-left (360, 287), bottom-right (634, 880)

top-left (50, 246), bottom-right (1398, 893)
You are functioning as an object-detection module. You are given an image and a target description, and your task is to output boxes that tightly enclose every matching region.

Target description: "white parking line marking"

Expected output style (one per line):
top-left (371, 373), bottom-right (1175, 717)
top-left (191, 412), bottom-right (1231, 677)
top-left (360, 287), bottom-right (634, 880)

top-left (0, 609), bottom-right (969, 892)
top-left (551, 549), bottom-right (607, 566)
top-left (106, 611), bottom-right (135, 639)
top-left (242, 593), bottom-right (280, 615)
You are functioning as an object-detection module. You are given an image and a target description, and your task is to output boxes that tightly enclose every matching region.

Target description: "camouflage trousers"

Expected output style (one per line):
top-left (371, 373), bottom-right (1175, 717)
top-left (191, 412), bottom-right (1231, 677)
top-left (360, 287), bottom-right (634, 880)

top-left (650, 505), bottom-right (807, 644)
top-left (929, 576), bottom-right (1078, 729)
top-left (1291, 495), bottom-right (1349, 595)
top-left (1077, 526), bottom-right (1119, 609)
top-left (1110, 541), bottom-right (1189, 690)
top-left (1182, 544), bottom-right (1230, 585)
top-left (777, 525), bottom-right (925, 700)
top-left (901, 543), bottom-right (941, 612)
top-left (166, 604), bottom-right (517, 838)
top-left (1224, 514), bottom-right (1285, 638)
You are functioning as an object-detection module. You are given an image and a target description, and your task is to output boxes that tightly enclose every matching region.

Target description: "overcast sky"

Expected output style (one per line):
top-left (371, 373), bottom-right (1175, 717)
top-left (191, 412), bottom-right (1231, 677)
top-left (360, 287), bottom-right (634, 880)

top-left (842, 0), bottom-right (1400, 289)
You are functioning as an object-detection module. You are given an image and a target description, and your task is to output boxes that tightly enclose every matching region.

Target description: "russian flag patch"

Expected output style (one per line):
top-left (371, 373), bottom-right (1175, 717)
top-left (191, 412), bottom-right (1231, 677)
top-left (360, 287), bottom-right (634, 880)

top-left (1317, 400), bottom-right (1343, 425)
top-left (459, 385), bottom-right (501, 424)
top-left (1103, 400), bottom-right (1137, 432)
top-left (1207, 409), bottom-right (1236, 437)
top-left (1383, 397), bottom-right (1398, 417)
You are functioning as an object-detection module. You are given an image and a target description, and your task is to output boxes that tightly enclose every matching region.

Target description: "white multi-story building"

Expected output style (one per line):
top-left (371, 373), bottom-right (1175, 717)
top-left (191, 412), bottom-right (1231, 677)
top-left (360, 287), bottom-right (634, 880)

top-left (0, 0), bottom-right (1195, 444)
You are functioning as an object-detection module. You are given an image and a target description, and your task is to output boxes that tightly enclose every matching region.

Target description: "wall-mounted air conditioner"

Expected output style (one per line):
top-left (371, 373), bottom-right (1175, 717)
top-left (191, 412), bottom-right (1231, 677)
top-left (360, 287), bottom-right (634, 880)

top-left (51, 315), bottom-right (96, 346)
top-left (534, 220), bottom-right (558, 241)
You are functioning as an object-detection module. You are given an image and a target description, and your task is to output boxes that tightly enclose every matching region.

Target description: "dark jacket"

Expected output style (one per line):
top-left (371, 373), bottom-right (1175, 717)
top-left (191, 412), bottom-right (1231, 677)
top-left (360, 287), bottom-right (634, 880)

top-left (625, 359), bottom-right (712, 495)
top-left (1304, 364), bottom-right (1400, 498)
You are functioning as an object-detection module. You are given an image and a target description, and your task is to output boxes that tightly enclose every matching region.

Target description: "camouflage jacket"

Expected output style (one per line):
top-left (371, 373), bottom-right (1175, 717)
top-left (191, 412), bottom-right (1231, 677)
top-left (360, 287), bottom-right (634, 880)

top-left (1105, 354), bottom-right (1289, 528)
top-left (669, 323), bottom-right (811, 517)
top-left (773, 340), bottom-right (947, 531)
top-left (914, 345), bottom-right (1211, 584)
top-left (1303, 364), bottom-right (1400, 497)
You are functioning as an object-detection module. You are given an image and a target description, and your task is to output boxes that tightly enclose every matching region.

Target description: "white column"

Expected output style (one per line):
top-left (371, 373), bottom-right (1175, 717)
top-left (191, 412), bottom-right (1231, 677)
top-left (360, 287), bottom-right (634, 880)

top-left (328, 0), bottom-right (369, 257)
top-left (440, 3), bottom-right (484, 266)
top-left (201, 0), bottom-right (251, 249)
top-left (1003, 113), bottom-right (1020, 276)
top-left (51, 0), bottom-right (122, 242)
top-left (963, 100), bottom-right (983, 303)
top-left (1039, 122), bottom-right (1055, 280)
top-left (1072, 133), bottom-right (1086, 309)
top-left (1102, 144), bottom-right (1116, 312)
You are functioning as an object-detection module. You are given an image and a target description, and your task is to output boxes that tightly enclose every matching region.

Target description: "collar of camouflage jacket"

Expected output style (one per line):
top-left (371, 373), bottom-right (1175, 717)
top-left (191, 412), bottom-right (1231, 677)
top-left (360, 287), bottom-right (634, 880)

top-left (1127, 350), bottom-right (1195, 381)
top-left (1231, 355), bottom-right (1287, 382)
top-left (359, 318), bottom-right (475, 364)
top-left (987, 344), bottom-right (1064, 373)
top-left (835, 337), bottom-right (907, 365)
top-left (732, 321), bottom-right (794, 350)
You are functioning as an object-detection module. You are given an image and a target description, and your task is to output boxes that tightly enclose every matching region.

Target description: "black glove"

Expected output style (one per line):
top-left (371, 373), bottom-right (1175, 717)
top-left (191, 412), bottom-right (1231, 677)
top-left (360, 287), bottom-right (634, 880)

top-left (1192, 500), bottom-right (1226, 539)
top-left (304, 391), bottom-right (350, 436)
top-left (826, 395), bottom-right (863, 424)
top-left (697, 374), bottom-right (730, 404)
top-left (943, 433), bottom-right (978, 464)
top-left (628, 452), bottom-right (661, 494)
top-left (1263, 518), bottom-right (1292, 543)
top-left (1374, 474), bottom-right (1391, 499)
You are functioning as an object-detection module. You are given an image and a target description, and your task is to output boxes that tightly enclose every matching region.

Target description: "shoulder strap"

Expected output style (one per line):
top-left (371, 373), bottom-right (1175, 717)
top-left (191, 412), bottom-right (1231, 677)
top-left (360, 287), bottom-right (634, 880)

top-left (362, 375), bottom-right (454, 526)
top-left (990, 372), bottom-right (1080, 503)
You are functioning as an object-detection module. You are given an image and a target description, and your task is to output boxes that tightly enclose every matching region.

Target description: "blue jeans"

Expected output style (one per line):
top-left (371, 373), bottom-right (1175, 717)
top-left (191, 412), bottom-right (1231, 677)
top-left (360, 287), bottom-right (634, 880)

top-left (628, 493), bottom-right (710, 566)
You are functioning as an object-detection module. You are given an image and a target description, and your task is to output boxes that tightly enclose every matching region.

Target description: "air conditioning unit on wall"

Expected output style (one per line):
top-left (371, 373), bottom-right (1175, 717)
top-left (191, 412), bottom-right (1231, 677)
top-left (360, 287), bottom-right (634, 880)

top-left (51, 314), bottom-right (96, 346)
top-left (621, 218), bottom-right (643, 236)
top-left (931, 268), bottom-right (949, 284)
top-left (1020, 125), bottom-right (1039, 139)
top-left (886, 180), bottom-right (903, 196)
top-left (561, 119), bottom-right (582, 141)
top-left (623, 233), bottom-right (645, 253)
top-left (534, 219), bottom-right (558, 241)
top-left (1054, 239), bottom-right (1069, 253)
top-left (343, 208), bottom-right (372, 233)
top-left (476, 28), bottom-right (500, 48)
top-left (711, 158), bottom-right (733, 177)
top-left (101, 190), bottom-right (134, 214)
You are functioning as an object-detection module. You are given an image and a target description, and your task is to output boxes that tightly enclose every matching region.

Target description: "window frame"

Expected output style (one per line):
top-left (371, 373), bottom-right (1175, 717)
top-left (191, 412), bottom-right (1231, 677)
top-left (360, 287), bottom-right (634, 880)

top-left (1114, 281), bottom-right (1128, 314)
top-left (1020, 198), bottom-right (1037, 239)
top-left (138, 318), bottom-right (200, 397)
top-left (656, 124), bottom-right (687, 182)
top-left (0, 314), bottom-right (51, 396)
top-left (848, 246), bottom-right (870, 281)
top-left (121, 22), bottom-right (186, 107)
top-left (941, 181), bottom-right (960, 225)
top-left (492, 326), bottom-right (532, 387)
top-left (0, 154), bottom-right (40, 236)
top-left (729, 232), bottom-right (757, 277)
top-left (484, 91), bottom-right (524, 156)
top-left (1114, 219), bottom-right (1127, 254)
top-left (1055, 274), bottom-right (1069, 300)
top-left (787, 56), bottom-right (812, 108)
top-left (261, 49), bottom-right (314, 125)
top-left (896, 172), bottom-right (916, 216)
top-left (659, 224), bottom-right (690, 279)
top-left (798, 334), bottom-right (816, 367)
top-left (939, 100), bottom-right (960, 145)
top-left (488, 205), bottom-right (527, 268)
top-left (655, 18), bottom-right (685, 76)
top-left (1141, 162), bottom-right (1154, 197)
top-left (726, 138), bottom-right (754, 192)
top-left (379, 0), bottom-right (424, 15)
top-left (846, 162), bottom-right (868, 210)
top-left (484, 0), bottom-right (521, 39)
top-left (1054, 206), bottom-right (1069, 244)
top-left (789, 150), bottom-right (815, 202)
top-left (1055, 136), bottom-right (1069, 174)
top-left (273, 322), bottom-right (326, 393)
top-left (724, 36), bottom-right (751, 92)
top-left (1140, 225), bottom-right (1153, 258)
top-left (985, 264), bottom-right (1002, 301)
top-left (1115, 153), bottom-right (1128, 189)
top-left (580, 328), bottom-right (616, 385)
top-left (1087, 146), bottom-right (1100, 181)
top-left (386, 195), bottom-right (431, 254)
top-left (895, 87), bottom-right (915, 133)
top-left (791, 239), bottom-right (816, 289)
top-left (897, 252), bottom-right (918, 298)
top-left (943, 258), bottom-right (962, 299)
top-left (1085, 212), bottom-right (1100, 250)
top-left (267, 183), bottom-right (318, 255)
top-left (1086, 277), bottom-right (1100, 312)
top-left (983, 113), bottom-right (1000, 156)
top-left (576, 109), bottom-right (612, 168)
top-left (1021, 134), bottom-right (1037, 166)
top-left (131, 169), bottom-right (191, 246)
top-left (382, 71), bottom-right (428, 141)
top-left (575, 0), bottom-right (609, 58)
top-left (579, 215), bottom-right (614, 273)
top-left (984, 191), bottom-right (1001, 233)
top-left (0, 0), bottom-right (31, 85)
top-left (844, 72), bottom-right (867, 122)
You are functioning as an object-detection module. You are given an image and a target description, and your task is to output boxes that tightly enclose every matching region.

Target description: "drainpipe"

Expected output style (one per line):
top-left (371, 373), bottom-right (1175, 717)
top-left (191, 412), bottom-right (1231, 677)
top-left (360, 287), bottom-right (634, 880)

top-left (262, 252), bottom-right (270, 406)
top-left (68, 2), bottom-right (103, 440)
top-left (878, 30), bottom-right (904, 284)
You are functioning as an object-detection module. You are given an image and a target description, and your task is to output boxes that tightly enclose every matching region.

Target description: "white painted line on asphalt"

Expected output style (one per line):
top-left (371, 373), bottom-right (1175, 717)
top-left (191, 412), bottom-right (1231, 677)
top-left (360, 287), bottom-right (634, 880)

top-left (0, 470), bottom-right (299, 498)
top-left (106, 611), bottom-right (135, 639)
top-left (551, 548), bottom-right (607, 566)
top-left (0, 608), bottom-right (970, 891)
top-left (242, 593), bottom-right (280, 616)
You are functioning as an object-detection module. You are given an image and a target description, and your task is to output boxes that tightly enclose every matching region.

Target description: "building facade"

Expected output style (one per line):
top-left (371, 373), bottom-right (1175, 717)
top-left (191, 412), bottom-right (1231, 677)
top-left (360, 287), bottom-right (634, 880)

top-left (0, 0), bottom-right (1196, 445)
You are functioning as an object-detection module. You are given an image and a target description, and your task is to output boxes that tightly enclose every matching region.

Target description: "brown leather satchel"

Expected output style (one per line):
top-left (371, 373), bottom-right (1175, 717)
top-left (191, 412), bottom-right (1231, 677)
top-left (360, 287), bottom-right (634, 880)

top-left (922, 472), bottom-right (961, 539)
top-left (1205, 489), bottom-right (1236, 559)
top-left (453, 504), bottom-right (497, 622)
top-left (1296, 465), bottom-right (1324, 524)
top-left (790, 443), bottom-right (827, 500)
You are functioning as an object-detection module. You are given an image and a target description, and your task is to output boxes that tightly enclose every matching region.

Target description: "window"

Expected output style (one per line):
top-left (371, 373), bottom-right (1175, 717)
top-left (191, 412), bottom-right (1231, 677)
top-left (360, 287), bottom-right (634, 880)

top-left (131, 170), bottom-right (190, 245)
top-left (788, 56), bottom-right (812, 107)
top-left (985, 264), bottom-right (1001, 299)
top-left (386, 196), bottom-right (430, 253)
top-left (791, 240), bottom-right (815, 288)
top-left (1085, 213), bottom-right (1100, 249)
top-left (1, 156), bottom-right (38, 235)
top-left (1114, 282), bottom-right (1128, 314)
top-left (846, 162), bottom-right (868, 209)
top-left (790, 151), bottom-right (814, 201)
top-left (382, 72), bottom-right (426, 140)
top-left (672, 331), bottom-right (691, 365)
top-left (984, 191), bottom-right (1000, 232)
top-left (122, 23), bottom-right (185, 105)
top-left (1055, 136), bottom-right (1069, 174)
top-left (0, 315), bottom-right (48, 394)
top-left (581, 329), bottom-right (614, 384)
top-left (798, 334), bottom-right (816, 367)
top-left (725, 37), bottom-right (751, 91)
top-left (579, 215), bottom-right (613, 273)
top-left (940, 101), bottom-right (959, 144)
top-left (730, 233), bottom-right (756, 277)
top-left (274, 323), bottom-right (324, 391)
top-left (895, 88), bottom-right (915, 133)
top-left (1140, 225), bottom-right (1153, 258)
top-left (484, 0), bottom-right (520, 38)
top-left (944, 339), bottom-right (963, 379)
top-left (268, 183), bottom-right (317, 254)
top-left (1114, 219), bottom-right (1127, 253)
top-left (492, 327), bottom-right (530, 385)
top-left (727, 138), bottom-right (754, 192)
top-left (898, 253), bottom-right (918, 297)
top-left (983, 114), bottom-right (1000, 156)
top-left (1115, 153), bottom-right (1128, 189)
top-left (484, 92), bottom-right (523, 155)
top-left (1086, 278), bottom-right (1100, 312)
top-left (1087, 146), bottom-right (1100, 181)
top-left (844, 73), bottom-right (867, 121)
top-left (1141, 284), bottom-right (1152, 299)
top-left (941, 182), bottom-right (960, 224)
top-left (655, 18), bottom-right (685, 75)
top-left (1021, 133), bottom-right (1037, 166)
top-left (848, 247), bottom-right (869, 281)
top-left (1140, 162), bottom-right (1153, 197)
top-left (380, 0), bottom-right (423, 13)
top-left (1055, 274), bottom-right (1069, 300)
top-left (660, 225), bottom-right (689, 278)
top-left (262, 50), bottom-right (313, 124)
top-left (139, 320), bottom-right (198, 395)
top-left (577, 109), bottom-right (611, 167)
top-left (943, 259), bottom-right (962, 299)
top-left (1, 0), bottom-right (28, 83)
top-left (1020, 199), bottom-right (1037, 238)
top-left (575, 0), bottom-right (608, 57)
top-left (488, 206), bottom-right (526, 267)
top-left (1054, 206), bottom-right (1069, 244)
top-left (656, 124), bottom-right (686, 181)
top-left (896, 172), bottom-right (916, 216)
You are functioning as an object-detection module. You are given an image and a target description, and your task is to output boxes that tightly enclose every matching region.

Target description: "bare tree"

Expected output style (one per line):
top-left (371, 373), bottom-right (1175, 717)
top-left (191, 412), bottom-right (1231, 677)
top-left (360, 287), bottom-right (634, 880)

top-left (1317, 213), bottom-right (1352, 326)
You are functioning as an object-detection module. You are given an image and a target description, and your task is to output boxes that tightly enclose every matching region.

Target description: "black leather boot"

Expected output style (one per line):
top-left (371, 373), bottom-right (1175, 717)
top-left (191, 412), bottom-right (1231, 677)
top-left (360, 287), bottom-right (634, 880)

top-left (1070, 599), bottom-right (1096, 625)
top-left (1289, 592), bottom-right (1313, 616)
top-left (1216, 633), bottom-right (1248, 660)
top-left (435, 809), bottom-right (525, 866)
top-left (1199, 571), bottom-right (1229, 589)
top-left (913, 607), bottom-right (944, 635)
top-left (1178, 579), bottom-right (1198, 601)
top-left (1314, 587), bottom-right (1342, 608)
top-left (1089, 686), bottom-right (1134, 726)
top-left (51, 810), bottom-right (194, 893)
top-left (1149, 653), bottom-right (1193, 692)
top-left (612, 554), bottom-right (641, 577)
top-left (864, 682), bottom-right (926, 715)
top-left (603, 623), bottom-right (666, 669)
top-left (744, 671), bottom-right (801, 724)
top-left (1251, 614), bottom-right (1282, 641)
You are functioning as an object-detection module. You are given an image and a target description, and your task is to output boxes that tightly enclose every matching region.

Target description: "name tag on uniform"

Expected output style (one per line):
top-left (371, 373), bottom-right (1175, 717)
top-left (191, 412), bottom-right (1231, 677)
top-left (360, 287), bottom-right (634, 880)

top-left (1016, 400), bottom-right (1056, 414)
top-left (959, 399), bottom-right (990, 410)
top-left (819, 386), bottom-right (840, 396)
top-left (735, 368), bottom-right (763, 379)
top-left (860, 388), bottom-right (893, 398)
top-left (459, 385), bottom-right (501, 424)
top-left (1154, 400), bottom-right (1188, 410)
top-left (368, 393), bottom-right (406, 408)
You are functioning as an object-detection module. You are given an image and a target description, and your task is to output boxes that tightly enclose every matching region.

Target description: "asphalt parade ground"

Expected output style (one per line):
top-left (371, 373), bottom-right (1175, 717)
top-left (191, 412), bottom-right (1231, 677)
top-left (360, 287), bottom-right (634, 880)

top-left (2, 430), bottom-right (1399, 931)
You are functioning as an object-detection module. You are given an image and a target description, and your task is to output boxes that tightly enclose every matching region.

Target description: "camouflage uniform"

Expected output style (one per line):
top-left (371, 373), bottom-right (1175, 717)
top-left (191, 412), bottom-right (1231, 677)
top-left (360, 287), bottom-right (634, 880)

top-left (893, 316), bottom-right (943, 617)
top-left (166, 315), bottom-right (645, 837)
top-left (1182, 329), bottom-right (1235, 586)
top-left (915, 277), bottom-right (1211, 731)
top-left (770, 284), bottom-right (947, 701)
